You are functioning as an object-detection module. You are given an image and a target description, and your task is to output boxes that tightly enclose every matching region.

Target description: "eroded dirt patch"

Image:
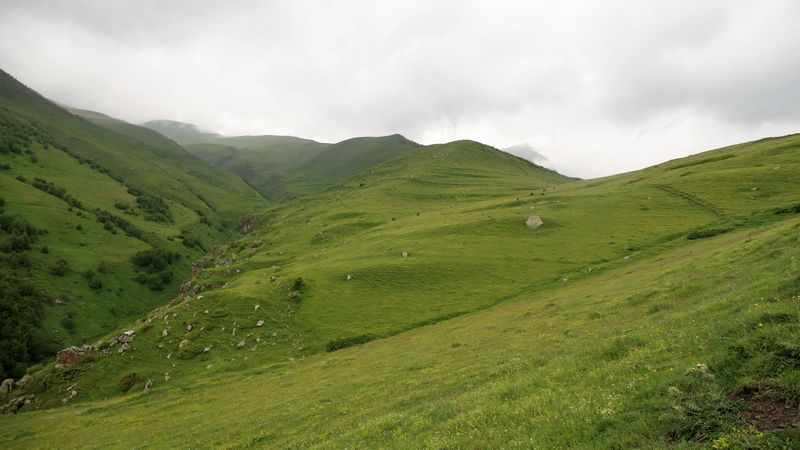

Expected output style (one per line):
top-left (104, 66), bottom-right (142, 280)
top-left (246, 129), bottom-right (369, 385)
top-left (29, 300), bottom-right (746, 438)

top-left (735, 385), bottom-right (800, 431)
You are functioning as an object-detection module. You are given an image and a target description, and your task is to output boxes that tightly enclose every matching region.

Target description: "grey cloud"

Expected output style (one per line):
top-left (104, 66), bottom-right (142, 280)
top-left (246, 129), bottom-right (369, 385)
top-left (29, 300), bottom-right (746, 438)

top-left (0, 0), bottom-right (798, 178)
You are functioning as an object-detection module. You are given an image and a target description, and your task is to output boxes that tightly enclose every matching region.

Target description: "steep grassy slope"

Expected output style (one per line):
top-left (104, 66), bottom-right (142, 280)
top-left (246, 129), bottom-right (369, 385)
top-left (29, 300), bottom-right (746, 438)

top-left (145, 120), bottom-right (421, 200)
top-left (0, 70), bottom-right (267, 378)
top-left (2, 133), bottom-right (799, 447)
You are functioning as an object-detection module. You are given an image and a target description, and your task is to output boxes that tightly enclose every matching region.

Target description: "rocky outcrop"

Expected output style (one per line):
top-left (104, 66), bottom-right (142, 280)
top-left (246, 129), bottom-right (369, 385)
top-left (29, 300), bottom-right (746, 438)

top-left (14, 375), bottom-right (28, 389)
top-left (0, 395), bottom-right (32, 414)
top-left (117, 330), bottom-right (136, 344)
top-left (238, 216), bottom-right (259, 234)
top-left (61, 387), bottom-right (78, 405)
top-left (0, 378), bottom-right (13, 393)
top-left (55, 345), bottom-right (93, 368)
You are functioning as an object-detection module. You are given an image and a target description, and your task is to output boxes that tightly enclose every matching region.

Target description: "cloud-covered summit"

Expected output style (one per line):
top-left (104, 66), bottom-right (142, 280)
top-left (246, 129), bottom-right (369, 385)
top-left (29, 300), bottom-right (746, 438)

top-left (1, 0), bottom-right (798, 178)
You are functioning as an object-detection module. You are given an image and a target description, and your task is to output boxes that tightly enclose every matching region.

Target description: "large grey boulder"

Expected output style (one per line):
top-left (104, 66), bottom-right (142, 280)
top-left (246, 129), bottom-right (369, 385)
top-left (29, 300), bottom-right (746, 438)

top-left (0, 379), bottom-right (13, 393)
top-left (526, 216), bottom-right (543, 230)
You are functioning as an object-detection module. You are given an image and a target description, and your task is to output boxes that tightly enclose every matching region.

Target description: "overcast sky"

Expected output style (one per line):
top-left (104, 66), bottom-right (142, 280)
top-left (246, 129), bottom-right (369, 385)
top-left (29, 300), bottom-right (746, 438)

top-left (1, 0), bottom-right (799, 178)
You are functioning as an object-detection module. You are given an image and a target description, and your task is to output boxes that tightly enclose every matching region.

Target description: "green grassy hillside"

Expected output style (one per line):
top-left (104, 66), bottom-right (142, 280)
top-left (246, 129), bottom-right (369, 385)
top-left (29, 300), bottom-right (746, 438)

top-left (2, 132), bottom-right (799, 447)
top-left (0, 70), bottom-right (268, 380)
top-left (145, 120), bottom-right (421, 200)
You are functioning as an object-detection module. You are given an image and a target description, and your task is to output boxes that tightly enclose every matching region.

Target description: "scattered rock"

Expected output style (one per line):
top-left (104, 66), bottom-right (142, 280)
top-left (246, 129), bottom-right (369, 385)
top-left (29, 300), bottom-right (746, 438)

top-left (346, 274), bottom-right (352, 281)
top-left (53, 298), bottom-right (65, 305)
top-left (401, 251), bottom-right (409, 258)
top-left (236, 340), bottom-right (246, 349)
top-left (256, 320), bottom-right (265, 327)
top-left (118, 330), bottom-right (136, 343)
top-left (185, 324), bottom-right (193, 332)
top-left (526, 215), bottom-right (543, 230)
top-left (0, 395), bottom-right (33, 415)
top-left (101, 347), bottom-right (113, 357)
top-left (191, 261), bottom-right (203, 277)
top-left (254, 304), bottom-right (260, 311)
top-left (119, 343), bottom-right (130, 353)
top-left (162, 328), bottom-right (169, 337)
top-left (179, 281), bottom-right (193, 296)
top-left (61, 389), bottom-right (78, 405)
top-left (239, 216), bottom-right (258, 233)
top-left (0, 379), bottom-right (13, 393)
top-left (143, 379), bottom-right (154, 392)
top-left (179, 339), bottom-right (190, 349)
top-left (55, 345), bottom-right (93, 367)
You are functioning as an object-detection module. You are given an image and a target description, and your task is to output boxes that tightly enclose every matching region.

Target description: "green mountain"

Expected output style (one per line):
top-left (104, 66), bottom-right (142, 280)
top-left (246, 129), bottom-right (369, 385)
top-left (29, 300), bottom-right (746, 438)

top-left (144, 120), bottom-right (421, 200)
top-left (0, 70), bottom-right (268, 380)
top-left (2, 130), bottom-right (799, 447)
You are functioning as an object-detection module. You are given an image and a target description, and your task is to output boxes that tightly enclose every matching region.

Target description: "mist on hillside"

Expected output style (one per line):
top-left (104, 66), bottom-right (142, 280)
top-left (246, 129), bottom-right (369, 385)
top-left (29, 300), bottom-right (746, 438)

top-left (502, 143), bottom-right (556, 171)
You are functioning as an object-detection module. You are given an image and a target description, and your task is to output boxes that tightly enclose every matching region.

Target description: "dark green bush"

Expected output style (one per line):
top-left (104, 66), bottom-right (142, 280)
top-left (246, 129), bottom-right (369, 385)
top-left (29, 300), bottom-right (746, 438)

top-left (687, 227), bottom-right (730, 240)
top-left (326, 333), bottom-right (379, 352)
top-left (132, 248), bottom-right (181, 271)
top-left (775, 203), bottom-right (800, 215)
top-left (49, 258), bottom-right (69, 276)
top-left (118, 372), bottom-right (144, 392)
top-left (60, 317), bottom-right (76, 332)
top-left (0, 274), bottom-right (52, 379)
top-left (136, 192), bottom-right (173, 223)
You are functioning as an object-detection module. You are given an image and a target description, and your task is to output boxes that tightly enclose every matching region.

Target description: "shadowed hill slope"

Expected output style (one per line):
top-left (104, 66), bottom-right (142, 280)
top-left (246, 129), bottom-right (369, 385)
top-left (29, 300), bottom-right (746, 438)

top-left (0, 70), bottom-right (268, 379)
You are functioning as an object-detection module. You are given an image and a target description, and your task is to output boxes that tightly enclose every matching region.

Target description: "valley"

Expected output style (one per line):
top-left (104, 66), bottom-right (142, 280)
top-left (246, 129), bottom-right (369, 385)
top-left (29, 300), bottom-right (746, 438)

top-left (1, 70), bottom-right (799, 448)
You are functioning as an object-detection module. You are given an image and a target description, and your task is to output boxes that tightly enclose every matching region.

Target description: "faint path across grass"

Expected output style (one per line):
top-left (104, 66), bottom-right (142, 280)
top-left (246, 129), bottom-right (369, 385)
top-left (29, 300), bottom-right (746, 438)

top-left (653, 184), bottom-right (723, 216)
